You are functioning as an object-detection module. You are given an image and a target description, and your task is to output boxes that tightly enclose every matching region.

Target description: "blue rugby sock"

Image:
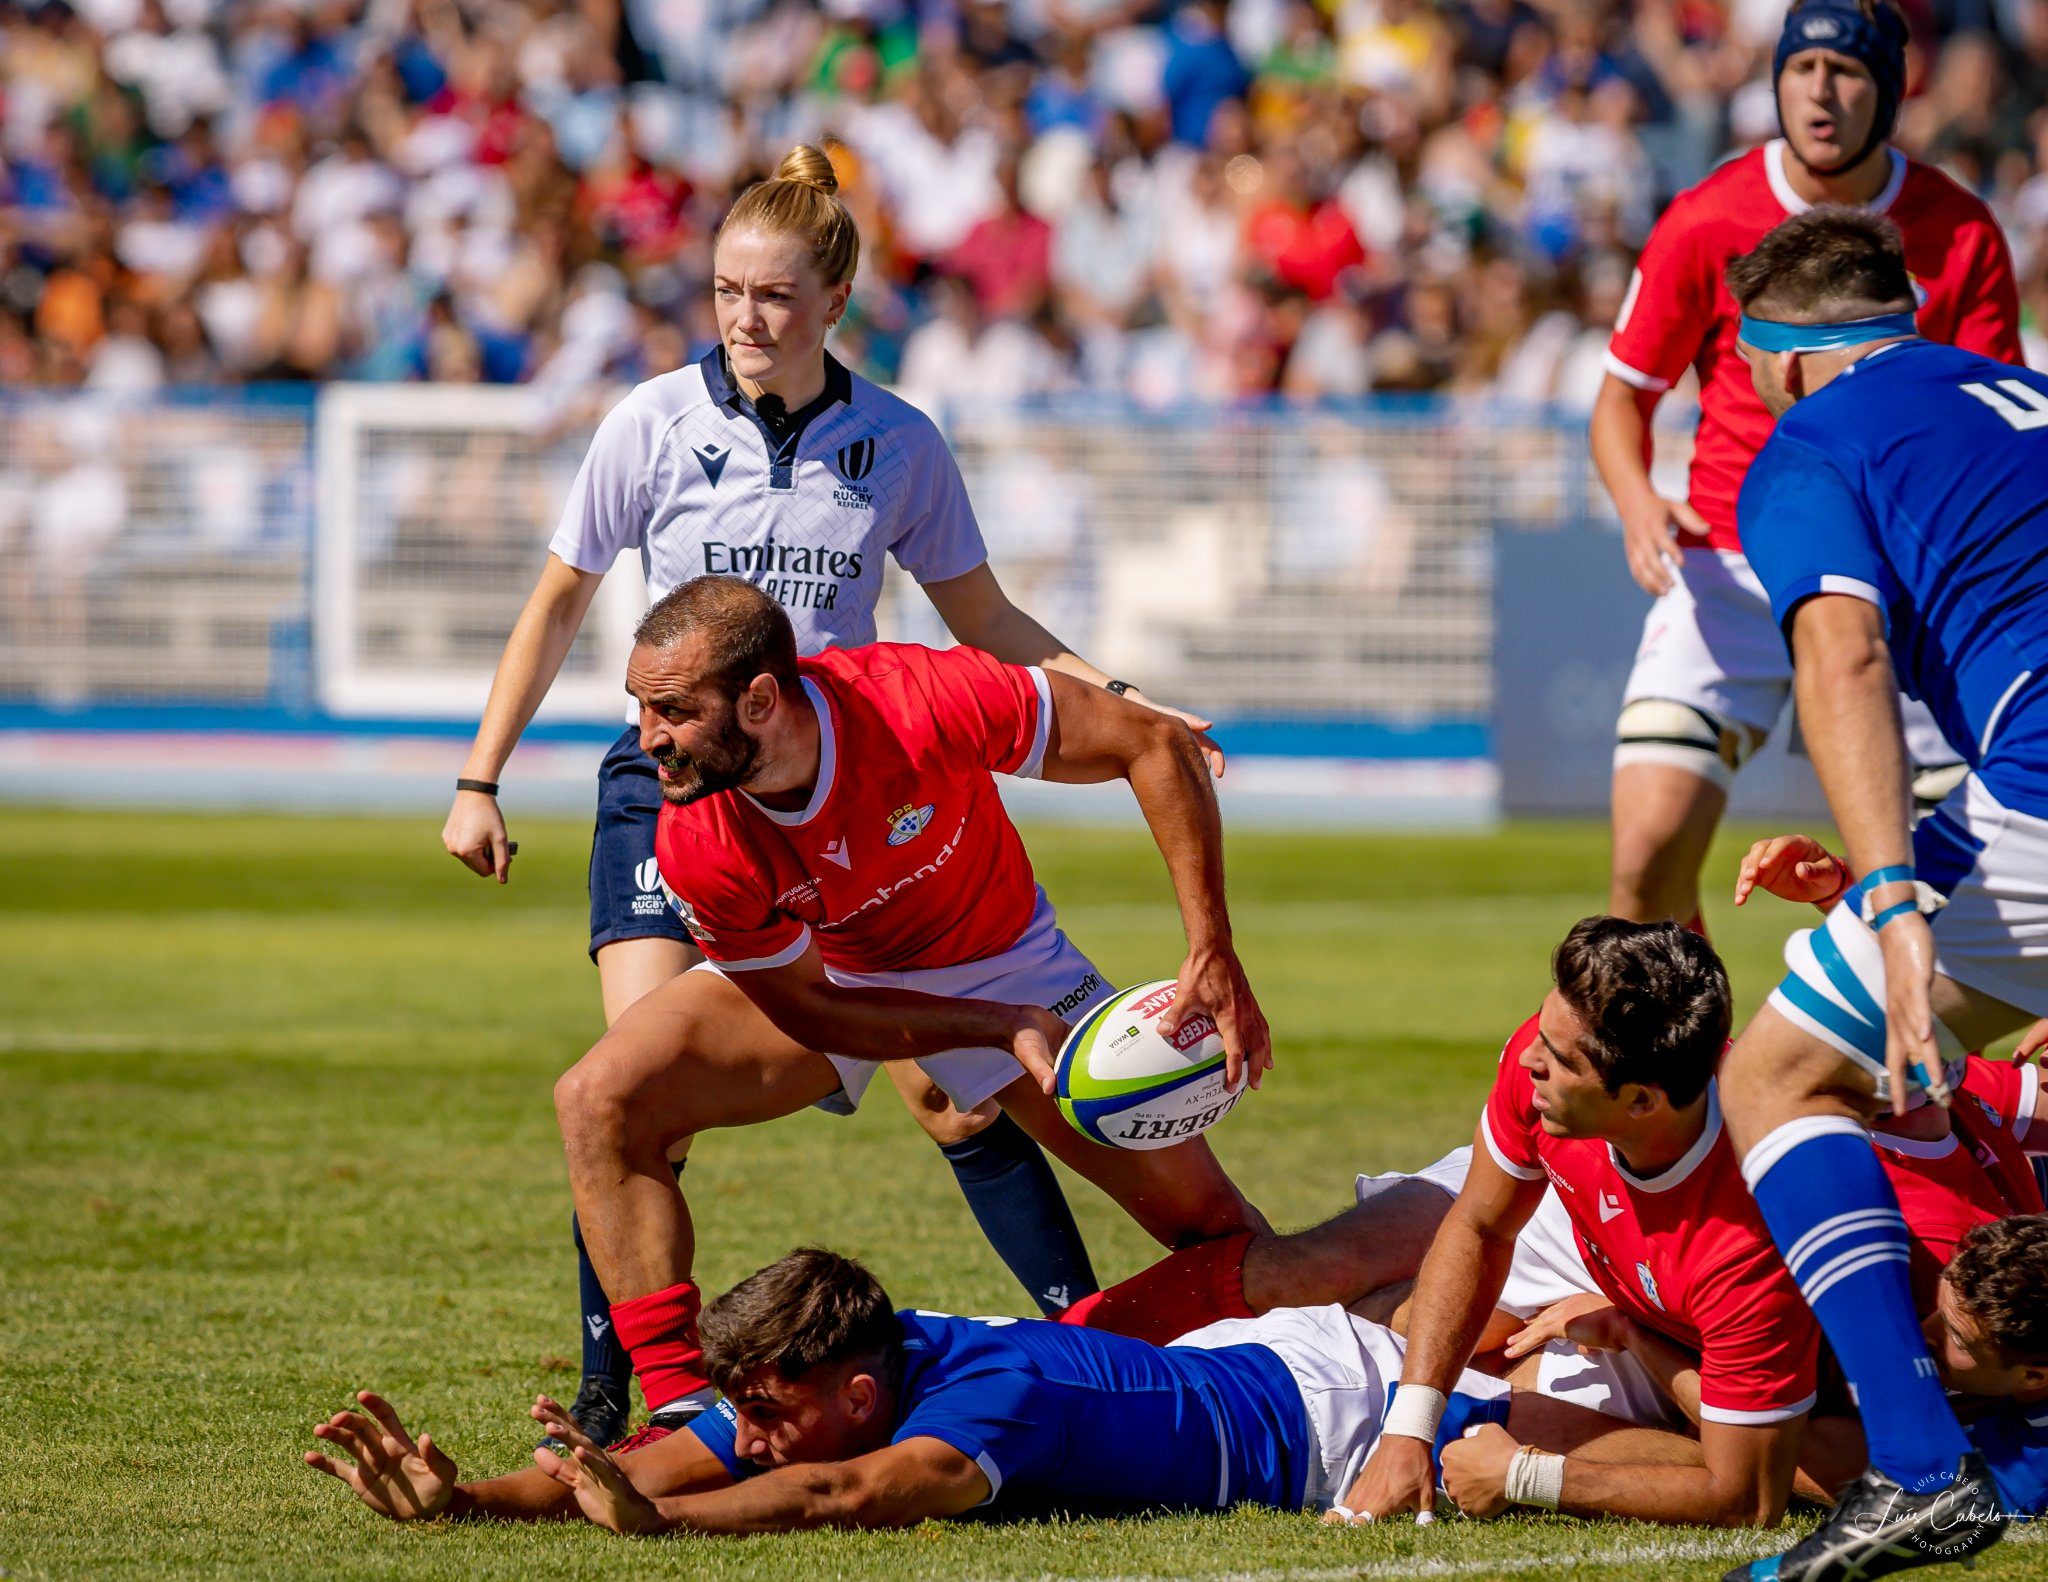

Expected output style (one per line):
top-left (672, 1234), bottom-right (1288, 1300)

top-left (1744, 1116), bottom-right (1969, 1492)
top-left (940, 1111), bottom-right (1099, 1315)
top-left (571, 1156), bottom-right (685, 1399)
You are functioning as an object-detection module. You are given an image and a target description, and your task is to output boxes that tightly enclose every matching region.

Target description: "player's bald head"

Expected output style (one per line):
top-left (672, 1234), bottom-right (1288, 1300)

top-left (1725, 207), bottom-right (1917, 323)
top-left (635, 576), bottom-right (801, 700)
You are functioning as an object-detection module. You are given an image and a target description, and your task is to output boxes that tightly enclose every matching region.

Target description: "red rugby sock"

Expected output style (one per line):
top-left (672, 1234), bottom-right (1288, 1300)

top-left (609, 1281), bottom-right (708, 1411)
top-left (1056, 1232), bottom-right (1255, 1345)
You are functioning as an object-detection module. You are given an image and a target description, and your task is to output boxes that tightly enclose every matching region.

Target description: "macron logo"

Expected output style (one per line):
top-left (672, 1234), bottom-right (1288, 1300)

top-left (694, 442), bottom-right (731, 487)
top-left (586, 1314), bottom-right (611, 1341)
top-left (1599, 1191), bottom-right (1624, 1223)
top-left (822, 837), bottom-right (851, 870)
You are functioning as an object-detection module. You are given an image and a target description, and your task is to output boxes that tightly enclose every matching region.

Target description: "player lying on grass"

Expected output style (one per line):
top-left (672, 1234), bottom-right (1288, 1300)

top-left (549, 575), bottom-right (1270, 1446)
top-left (304, 1246), bottom-right (1683, 1533)
top-left (1336, 917), bottom-right (1825, 1529)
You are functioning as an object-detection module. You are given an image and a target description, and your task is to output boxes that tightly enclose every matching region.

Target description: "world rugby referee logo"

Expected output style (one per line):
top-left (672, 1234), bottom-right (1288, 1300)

top-left (836, 437), bottom-right (875, 481)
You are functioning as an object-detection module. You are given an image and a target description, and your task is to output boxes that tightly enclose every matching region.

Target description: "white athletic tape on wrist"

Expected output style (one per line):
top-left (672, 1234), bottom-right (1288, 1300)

top-left (1382, 1385), bottom-right (1447, 1444)
top-left (1505, 1446), bottom-right (1565, 1509)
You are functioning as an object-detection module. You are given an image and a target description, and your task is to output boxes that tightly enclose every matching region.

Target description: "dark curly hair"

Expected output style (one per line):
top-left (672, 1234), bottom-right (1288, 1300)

top-left (1946, 1215), bottom-right (2048, 1366)
top-left (1551, 917), bottom-right (1731, 1107)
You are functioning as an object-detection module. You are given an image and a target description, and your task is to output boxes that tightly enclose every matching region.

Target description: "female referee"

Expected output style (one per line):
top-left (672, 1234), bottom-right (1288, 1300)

top-left (441, 144), bottom-right (1222, 1446)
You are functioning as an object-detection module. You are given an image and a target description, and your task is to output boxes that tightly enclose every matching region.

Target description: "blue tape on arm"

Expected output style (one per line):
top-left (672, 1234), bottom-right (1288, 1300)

top-left (1861, 864), bottom-right (1916, 890)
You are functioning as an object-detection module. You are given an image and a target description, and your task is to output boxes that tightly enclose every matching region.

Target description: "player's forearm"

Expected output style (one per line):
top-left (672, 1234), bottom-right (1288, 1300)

top-left (447, 1467), bottom-right (584, 1521)
top-left (1611, 1318), bottom-right (1705, 1428)
top-left (1588, 378), bottom-right (1659, 510)
top-left (1399, 1208), bottom-right (1520, 1392)
top-left (768, 984), bottom-right (1035, 1065)
top-left (1123, 712), bottom-right (1231, 950)
top-left (1554, 1455), bottom-right (1789, 1527)
top-left (648, 1461), bottom-right (921, 1535)
top-left (1792, 632), bottom-right (1914, 881)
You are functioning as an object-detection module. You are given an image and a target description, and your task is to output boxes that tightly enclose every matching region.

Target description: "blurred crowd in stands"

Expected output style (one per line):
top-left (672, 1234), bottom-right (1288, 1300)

top-left (4, 0), bottom-right (2046, 407)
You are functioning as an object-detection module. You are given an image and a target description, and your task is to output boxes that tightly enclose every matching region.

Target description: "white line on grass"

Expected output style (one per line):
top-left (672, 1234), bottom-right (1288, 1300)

top-left (978, 1522), bottom-right (2045, 1582)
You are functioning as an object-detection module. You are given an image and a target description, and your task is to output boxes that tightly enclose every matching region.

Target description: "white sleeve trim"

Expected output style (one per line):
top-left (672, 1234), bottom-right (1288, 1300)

top-left (973, 1450), bottom-right (1003, 1505)
top-left (1700, 1392), bottom-right (1817, 1426)
top-left (1816, 574), bottom-right (1884, 606)
top-left (1603, 349), bottom-right (1671, 392)
top-left (709, 925), bottom-right (812, 972)
top-left (1480, 1109), bottom-right (1547, 1181)
top-left (2016, 1061), bottom-right (2041, 1147)
top-left (1011, 667), bottom-right (1053, 780)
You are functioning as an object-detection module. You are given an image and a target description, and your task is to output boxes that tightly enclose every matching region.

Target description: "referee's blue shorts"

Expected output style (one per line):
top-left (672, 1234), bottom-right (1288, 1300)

top-left (588, 725), bottom-right (696, 959)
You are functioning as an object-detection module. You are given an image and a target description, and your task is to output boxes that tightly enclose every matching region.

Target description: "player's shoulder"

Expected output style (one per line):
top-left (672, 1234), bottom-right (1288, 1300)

top-left (1659, 146), bottom-right (1773, 233)
top-left (592, 363), bottom-right (715, 456)
top-left (1897, 155), bottom-right (2003, 232)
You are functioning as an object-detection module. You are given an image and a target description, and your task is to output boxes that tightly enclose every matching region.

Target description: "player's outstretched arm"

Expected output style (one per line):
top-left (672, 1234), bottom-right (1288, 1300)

top-left (924, 562), bottom-right (1226, 776)
top-left (534, 1401), bottom-right (988, 1536)
top-left (1036, 670), bottom-right (1269, 1089)
top-left (1790, 594), bottom-right (1942, 1110)
top-left (730, 938), bottom-right (1069, 1092)
top-left (445, 554), bottom-right (605, 883)
top-left (1445, 1414), bottom-right (1804, 1527)
top-left (1341, 1132), bottom-right (1547, 1523)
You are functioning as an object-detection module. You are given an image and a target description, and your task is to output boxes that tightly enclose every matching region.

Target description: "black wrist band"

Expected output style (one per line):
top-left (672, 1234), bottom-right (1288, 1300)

top-left (456, 778), bottom-right (500, 797)
top-left (1105, 679), bottom-right (1133, 696)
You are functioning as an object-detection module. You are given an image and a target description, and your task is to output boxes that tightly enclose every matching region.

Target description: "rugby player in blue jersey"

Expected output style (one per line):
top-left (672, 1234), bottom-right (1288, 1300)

top-left (306, 1246), bottom-right (1672, 1533)
top-left (1707, 207), bottom-right (2048, 1579)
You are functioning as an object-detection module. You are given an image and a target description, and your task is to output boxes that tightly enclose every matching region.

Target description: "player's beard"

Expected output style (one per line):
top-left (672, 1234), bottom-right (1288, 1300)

top-left (654, 711), bottom-right (760, 806)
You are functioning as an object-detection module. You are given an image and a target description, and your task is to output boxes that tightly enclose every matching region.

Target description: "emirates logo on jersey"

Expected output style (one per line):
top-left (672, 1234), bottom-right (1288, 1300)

top-left (885, 803), bottom-right (935, 846)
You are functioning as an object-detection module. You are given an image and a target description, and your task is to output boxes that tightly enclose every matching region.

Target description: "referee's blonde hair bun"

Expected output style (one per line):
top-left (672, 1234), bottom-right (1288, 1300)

top-left (720, 143), bottom-right (860, 286)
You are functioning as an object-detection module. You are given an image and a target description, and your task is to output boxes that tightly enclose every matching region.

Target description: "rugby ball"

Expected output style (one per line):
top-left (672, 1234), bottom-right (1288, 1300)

top-left (1055, 980), bottom-right (1244, 1150)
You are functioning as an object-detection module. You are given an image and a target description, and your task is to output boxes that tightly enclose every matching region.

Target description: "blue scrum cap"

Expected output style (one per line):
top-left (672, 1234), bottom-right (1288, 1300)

top-left (1774, 0), bottom-right (1908, 172)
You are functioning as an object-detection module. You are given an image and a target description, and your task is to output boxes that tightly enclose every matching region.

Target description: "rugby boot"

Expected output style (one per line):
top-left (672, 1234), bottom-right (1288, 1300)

top-left (537, 1376), bottom-right (630, 1454)
top-left (599, 1384), bottom-right (719, 1456)
top-left (1721, 1452), bottom-right (2006, 1581)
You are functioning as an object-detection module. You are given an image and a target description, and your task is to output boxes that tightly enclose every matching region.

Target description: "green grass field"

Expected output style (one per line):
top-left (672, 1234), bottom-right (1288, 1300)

top-left (3, 806), bottom-right (2043, 1580)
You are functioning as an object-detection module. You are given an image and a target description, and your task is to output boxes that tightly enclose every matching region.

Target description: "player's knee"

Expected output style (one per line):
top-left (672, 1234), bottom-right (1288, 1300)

top-left (1613, 698), bottom-right (1751, 792)
top-left (553, 1053), bottom-right (636, 1152)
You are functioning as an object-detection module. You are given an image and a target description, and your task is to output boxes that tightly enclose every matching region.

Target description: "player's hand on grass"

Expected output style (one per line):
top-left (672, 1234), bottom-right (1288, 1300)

top-left (444, 789), bottom-right (515, 883)
top-left (1439, 1423), bottom-right (1519, 1519)
top-left (1733, 833), bottom-right (1847, 911)
top-left (1164, 945), bottom-right (1273, 1092)
top-left (2013, 1018), bottom-right (2048, 1065)
top-left (1117, 689), bottom-right (1226, 779)
top-left (1010, 1006), bottom-right (1070, 1094)
top-left (1878, 909), bottom-right (1947, 1116)
top-left (1503, 1294), bottom-right (1630, 1360)
top-left (1337, 1433), bottom-right (1437, 1524)
top-left (1620, 493), bottom-right (1704, 597)
top-left (531, 1395), bottom-right (664, 1536)
top-left (304, 1390), bottom-right (457, 1521)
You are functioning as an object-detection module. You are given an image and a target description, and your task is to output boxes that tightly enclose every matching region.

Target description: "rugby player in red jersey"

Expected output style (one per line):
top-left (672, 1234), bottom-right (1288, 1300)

top-left (1591, 0), bottom-right (2020, 933)
top-left (550, 575), bottom-right (1271, 1441)
top-left (1345, 918), bottom-right (1820, 1527)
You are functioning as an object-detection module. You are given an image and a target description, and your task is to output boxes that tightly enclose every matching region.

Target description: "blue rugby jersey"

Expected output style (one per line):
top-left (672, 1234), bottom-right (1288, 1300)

top-left (686, 1310), bottom-right (1311, 1516)
top-left (1738, 339), bottom-right (2048, 820)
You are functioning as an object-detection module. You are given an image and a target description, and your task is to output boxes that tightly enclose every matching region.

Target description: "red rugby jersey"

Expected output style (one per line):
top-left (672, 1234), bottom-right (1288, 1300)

top-left (655, 643), bottom-right (1048, 975)
top-left (1877, 1055), bottom-right (2047, 1309)
top-left (1482, 1014), bottom-right (1819, 1425)
top-left (1605, 139), bottom-right (2020, 551)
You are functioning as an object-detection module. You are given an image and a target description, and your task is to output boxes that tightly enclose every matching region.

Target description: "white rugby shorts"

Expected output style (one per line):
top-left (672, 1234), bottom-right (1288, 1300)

top-left (1619, 546), bottom-right (1957, 770)
top-left (1356, 1147), bottom-right (1682, 1428)
top-left (695, 886), bottom-right (1114, 1116)
top-left (1171, 1304), bottom-right (1510, 1511)
top-left (1771, 775), bottom-right (2048, 1102)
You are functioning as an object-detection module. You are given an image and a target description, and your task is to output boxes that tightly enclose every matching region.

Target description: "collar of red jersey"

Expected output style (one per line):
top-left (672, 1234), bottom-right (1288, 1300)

top-left (1607, 1082), bottom-right (1723, 1193)
top-left (741, 678), bottom-right (836, 827)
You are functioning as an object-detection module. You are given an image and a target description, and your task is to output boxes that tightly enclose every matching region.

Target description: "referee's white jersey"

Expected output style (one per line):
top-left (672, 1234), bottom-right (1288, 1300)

top-left (548, 347), bottom-right (988, 658)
